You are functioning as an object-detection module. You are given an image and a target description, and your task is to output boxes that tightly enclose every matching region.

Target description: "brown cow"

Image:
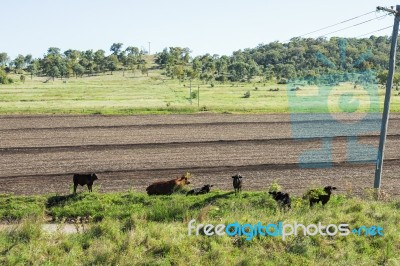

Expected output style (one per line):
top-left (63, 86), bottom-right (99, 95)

top-left (146, 175), bottom-right (191, 195)
top-left (73, 173), bottom-right (98, 193)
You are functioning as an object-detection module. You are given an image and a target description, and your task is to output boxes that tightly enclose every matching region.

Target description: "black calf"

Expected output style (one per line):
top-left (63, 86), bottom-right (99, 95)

top-left (269, 191), bottom-right (291, 209)
top-left (308, 186), bottom-right (337, 207)
top-left (232, 174), bottom-right (243, 195)
top-left (186, 184), bottom-right (214, 196)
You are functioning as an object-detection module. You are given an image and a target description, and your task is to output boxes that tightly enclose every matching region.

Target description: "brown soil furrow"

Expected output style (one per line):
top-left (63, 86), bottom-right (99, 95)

top-left (0, 114), bottom-right (399, 196)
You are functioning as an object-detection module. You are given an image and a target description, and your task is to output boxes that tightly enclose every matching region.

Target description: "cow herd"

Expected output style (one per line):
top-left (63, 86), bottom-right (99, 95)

top-left (72, 173), bottom-right (337, 208)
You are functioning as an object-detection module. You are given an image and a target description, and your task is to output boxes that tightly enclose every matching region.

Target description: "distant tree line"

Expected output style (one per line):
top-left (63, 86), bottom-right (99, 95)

top-left (0, 36), bottom-right (397, 85)
top-left (0, 43), bottom-right (148, 83)
top-left (154, 36), bottom-right (396, 85)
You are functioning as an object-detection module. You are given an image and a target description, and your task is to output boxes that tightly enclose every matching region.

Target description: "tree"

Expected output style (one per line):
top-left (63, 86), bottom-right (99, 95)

top-left (13, 54), bottom-right (25, 73)
top-left (155, 48), bottom-right (169, 67)
top-left (0, 68), bottom-right (12, 84)
top-left (47, 47), bottom-right (61, 55)
top-left (81, 50), bottom-right (95, 76)
top-left (125, 46), bottom-right (141, 75)
top-left (24, 54), bottom-right (33, 66)
top-left (110, 43), bottom-right (123, 55)
top-left (64, 49), bottom-right (81, 76)
top-left (58, 60), bottom-right (68, 79)
top-left (118, 51), bottom-right (128, 76)
top-left (215, 56), bottom-right (228, 76)
top-left (247, 60), bottom-right (261, 82)
top-left (64, 49), bottom-right (80, 60)
top-left (263, 65), bottom-right (274, 81)
top-left (0, 52), bottom-right (9, 66)
top-left (27, 59), bottom-right (40, 79)
top-left (126, 53), bottom-right (138, 75)
top-left (106, 54), bottom-right (119, 74)
top-left (377, 71), bottom-right (388, 85)
top-left (94, 50), bottom-right (106, 73)
top-left (126, 46), bottom-right (139, 56)
top-left (49, 66), bottom-right (60, 81)
top-left (274, 64), bottom-right (296, 80)
top-left (42, 47), bottom-right (64, 79)
top-left (228, 62), bottom-right (248, 82)
top-left (185, 68), bottom-right (198, 80)
top-left (155, 47), bottom-right (191, 70)
top-left (72, 63), bottom-right (85, 78)
top-left (139, 62), bottom-right (149, 76)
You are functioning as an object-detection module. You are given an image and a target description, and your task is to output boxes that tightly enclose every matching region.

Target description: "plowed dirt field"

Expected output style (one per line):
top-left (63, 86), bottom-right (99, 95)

top-left (1, 114), bottom-right (399, 196)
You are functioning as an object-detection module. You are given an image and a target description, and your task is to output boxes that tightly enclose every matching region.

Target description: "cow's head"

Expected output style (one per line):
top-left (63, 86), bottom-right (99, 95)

top-left (269, 191), bottom-right (278, 196)
top-left (202, 184), bottom-right (213, 190)
top-left (176, 175), bottom-right (190, 185)
top-left (269, 191), bottom-right (282, 199)
top-left (324, 186), bottom-right (337, 194)
top-left (91, 173), bottom-right (98, 181)
top-left (232, 174), bottom-right (242, 181)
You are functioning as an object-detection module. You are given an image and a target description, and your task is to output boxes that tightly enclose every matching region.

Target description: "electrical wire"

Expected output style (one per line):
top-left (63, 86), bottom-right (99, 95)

top-left (355, 25), bottom-right (393, 38)
top-left (319, 14), bottom-right (389, 37)
top-left (294, 10), bottom-right (377, 39)
top-left (283, 10), bottom-right (391, 42)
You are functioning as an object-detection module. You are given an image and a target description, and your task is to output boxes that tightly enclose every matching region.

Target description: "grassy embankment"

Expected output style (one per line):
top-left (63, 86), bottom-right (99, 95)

top-left (1, 66), bottom-right (399, 115)
top-left (0, 190), bottom-right (399, 265)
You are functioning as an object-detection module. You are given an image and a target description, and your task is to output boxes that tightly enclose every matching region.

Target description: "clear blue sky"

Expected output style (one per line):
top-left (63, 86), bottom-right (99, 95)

top-left (1, 0), bottom-right (397, 59)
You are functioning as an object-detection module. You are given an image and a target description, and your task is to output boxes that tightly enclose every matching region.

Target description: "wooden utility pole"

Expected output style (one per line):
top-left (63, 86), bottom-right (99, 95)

top-left (374, 5), bottom-right (400, 190)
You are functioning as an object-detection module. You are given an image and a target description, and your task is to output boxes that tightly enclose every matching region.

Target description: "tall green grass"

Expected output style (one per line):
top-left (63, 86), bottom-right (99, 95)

top-left (0, 191), bottom-right (399, 265)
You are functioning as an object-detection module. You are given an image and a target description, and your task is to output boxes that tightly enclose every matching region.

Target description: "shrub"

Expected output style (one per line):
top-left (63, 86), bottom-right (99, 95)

top-left (215, 75), bottom-right (228, 83)
top-left (277, 78), bottom-right (288, 84)
top-left (7, 218), bottom-right (42, 243)
top-left (303, 187), bottom-right (327, 200)
top-left (242, 91), bottom-right (251, 98)
top-left (200, 106), bottom-right (208, 111)
top-left (268, 182), bottom-right (282, 192)
top-left (0, 68), bottom-right (13, 84)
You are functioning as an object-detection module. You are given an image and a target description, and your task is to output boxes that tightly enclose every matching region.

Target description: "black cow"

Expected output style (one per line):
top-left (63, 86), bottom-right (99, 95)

top-left (186, 184), bottom-right (213, 196)
top-left (232, 174), bottom-right (243, 195)
top-left (269, 191), bottom-right (291, 210)
top-left (73, 173), bottom-right (98, 193)
top-left (308, 186), bottom-right (337, 207)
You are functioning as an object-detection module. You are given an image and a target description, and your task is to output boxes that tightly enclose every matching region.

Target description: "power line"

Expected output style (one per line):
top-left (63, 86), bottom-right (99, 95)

top-left (319, 14), bottom-right (389, 37)
top-left (355, 25), bottom-right (393, 38)
top-left (284, 10), bottom-right (391, 42)
top-left (292, 10), bottom-right (377, 39)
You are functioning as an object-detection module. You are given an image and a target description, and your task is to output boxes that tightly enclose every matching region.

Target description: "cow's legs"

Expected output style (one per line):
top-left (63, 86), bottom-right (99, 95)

top-left (88, 184), bottom-right (92, 192)
top-left (73, 183), bottom-right (78, 194)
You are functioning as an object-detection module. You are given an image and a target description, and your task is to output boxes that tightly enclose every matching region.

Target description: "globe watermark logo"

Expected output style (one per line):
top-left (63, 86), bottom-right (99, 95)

top-left (187, 219), bottom-right (384, 241)
top-left (287, 39), bottom-right (381, 168)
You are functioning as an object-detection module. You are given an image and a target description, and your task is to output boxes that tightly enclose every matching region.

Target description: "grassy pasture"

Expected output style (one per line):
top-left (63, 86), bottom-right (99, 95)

top-left (0, 191), bottom-right (399, 265)
top-left (1, 70), bottom-right (400, 115)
